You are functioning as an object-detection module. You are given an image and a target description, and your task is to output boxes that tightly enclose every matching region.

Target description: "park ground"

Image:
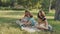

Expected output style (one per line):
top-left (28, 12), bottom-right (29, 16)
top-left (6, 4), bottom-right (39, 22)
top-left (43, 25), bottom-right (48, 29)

top-left (0, 10), bottom-right (60, 34)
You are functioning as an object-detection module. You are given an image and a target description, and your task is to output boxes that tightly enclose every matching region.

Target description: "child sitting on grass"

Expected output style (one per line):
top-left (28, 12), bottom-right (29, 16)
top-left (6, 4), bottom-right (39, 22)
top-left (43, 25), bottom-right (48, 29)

top-left (16, 10), bottom-right (37, 27)
top-left (36, 10), bottom-right (53, 31)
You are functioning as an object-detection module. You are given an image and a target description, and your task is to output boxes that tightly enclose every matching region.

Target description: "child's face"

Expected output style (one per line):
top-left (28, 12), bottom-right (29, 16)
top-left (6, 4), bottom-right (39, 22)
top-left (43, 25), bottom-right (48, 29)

top-left (25, 12), bottom-right (30, 17)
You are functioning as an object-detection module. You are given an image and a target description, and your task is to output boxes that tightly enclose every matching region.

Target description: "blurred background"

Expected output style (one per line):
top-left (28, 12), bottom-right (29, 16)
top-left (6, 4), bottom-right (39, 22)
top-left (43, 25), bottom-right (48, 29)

top-left (0, 0), bottom-right (60, 34)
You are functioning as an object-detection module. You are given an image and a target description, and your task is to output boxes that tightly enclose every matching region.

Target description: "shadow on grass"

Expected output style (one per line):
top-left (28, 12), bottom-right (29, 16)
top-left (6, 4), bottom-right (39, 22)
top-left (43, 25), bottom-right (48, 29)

top-left (47, 19), bottom-right (60, 31)
top-left (0, 17), bottom-right (21, 29)
top-left (0, 17), bottom-right (60, 33)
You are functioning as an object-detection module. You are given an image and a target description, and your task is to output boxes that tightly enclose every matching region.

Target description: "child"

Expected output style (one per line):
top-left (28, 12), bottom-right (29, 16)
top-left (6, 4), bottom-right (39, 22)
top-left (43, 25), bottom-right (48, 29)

top-left (36, 10), bottom-right (48, 30)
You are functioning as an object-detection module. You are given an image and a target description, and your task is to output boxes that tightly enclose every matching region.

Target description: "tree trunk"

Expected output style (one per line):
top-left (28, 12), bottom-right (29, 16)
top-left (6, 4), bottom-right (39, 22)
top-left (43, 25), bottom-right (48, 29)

top-left (49, 0), bottom-right (52, 12)
top-left (10, 0), bottom-right (15, 8)
top-left (0, 0), bottom-right (1, 6)
top-left (55, 0), bottom-right (60, 20)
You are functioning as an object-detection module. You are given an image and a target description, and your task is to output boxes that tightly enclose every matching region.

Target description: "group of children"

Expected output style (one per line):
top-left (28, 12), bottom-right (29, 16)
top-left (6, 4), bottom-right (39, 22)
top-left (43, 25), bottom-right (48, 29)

top-left (16, 10), bottom-right (53, 32)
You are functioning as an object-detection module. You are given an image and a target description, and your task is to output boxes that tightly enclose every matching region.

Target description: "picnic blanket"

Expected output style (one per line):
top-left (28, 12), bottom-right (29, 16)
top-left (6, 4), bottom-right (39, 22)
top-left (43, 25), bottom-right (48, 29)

top-left (16, 20), bottom-right (41, 32)
top-left (21, 26), bottom-right (41, 32)
top-left (16, 20), bottom-right (53, 33)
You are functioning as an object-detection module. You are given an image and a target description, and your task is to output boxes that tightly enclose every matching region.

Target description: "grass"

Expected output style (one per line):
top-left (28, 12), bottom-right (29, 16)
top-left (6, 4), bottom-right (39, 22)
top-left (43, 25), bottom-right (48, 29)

top-left (0, 10), bottom-right (60, 34)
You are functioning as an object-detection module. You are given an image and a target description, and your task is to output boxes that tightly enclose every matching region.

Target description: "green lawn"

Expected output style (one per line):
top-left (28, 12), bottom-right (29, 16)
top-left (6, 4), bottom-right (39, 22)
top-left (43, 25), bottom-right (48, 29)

top-left (0, 10), bottom-right (60, 34)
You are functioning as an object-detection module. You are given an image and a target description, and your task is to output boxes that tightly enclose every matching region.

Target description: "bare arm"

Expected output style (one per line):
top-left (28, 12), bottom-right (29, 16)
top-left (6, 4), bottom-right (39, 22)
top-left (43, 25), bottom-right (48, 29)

top-left (23, 21), bottom-right (31, 25)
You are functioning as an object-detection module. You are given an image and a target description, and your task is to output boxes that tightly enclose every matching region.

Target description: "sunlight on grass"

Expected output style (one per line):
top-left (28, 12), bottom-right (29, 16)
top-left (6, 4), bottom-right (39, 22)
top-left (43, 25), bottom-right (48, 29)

top-left (49, 9), bottom-right (55, 13)
top-left (0, 10), bottom-right (60, 34)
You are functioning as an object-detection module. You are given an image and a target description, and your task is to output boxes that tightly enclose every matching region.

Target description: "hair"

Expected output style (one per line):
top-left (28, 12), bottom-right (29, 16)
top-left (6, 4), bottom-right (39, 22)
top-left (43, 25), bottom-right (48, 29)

top-left (37, 10), bottom-right (45, 19)
top-left (24, 10), bottom-right (33, 18)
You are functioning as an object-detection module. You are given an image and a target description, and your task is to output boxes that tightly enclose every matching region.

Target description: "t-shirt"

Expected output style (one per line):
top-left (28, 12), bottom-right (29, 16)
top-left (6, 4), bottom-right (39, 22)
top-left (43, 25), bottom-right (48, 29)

top-left (21, 17), bottom-right (29, 22)
top-left (29, 18), bottom-right (37, 26)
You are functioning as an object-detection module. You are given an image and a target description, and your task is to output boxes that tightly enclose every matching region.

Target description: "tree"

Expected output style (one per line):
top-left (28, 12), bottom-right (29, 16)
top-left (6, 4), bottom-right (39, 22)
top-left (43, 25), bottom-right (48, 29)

top-left (51, 0), bottom-right (56, 9)
top-left (10, 0), bottom-right (15, 7)
top-left (0, 0), bottom-right (1, 6)
top-left (0, 0), bottom-right (53, 11)
top-left (49, 0), bottom-right (52, 12)
top-left (55, 0), bottom-right (60, 20)
top-left (17, 0), bottom-right (41, 9)
top-left (1, 0), bottom-right (11, 7)
top-left (41, 0), bottom-right (50, 13)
